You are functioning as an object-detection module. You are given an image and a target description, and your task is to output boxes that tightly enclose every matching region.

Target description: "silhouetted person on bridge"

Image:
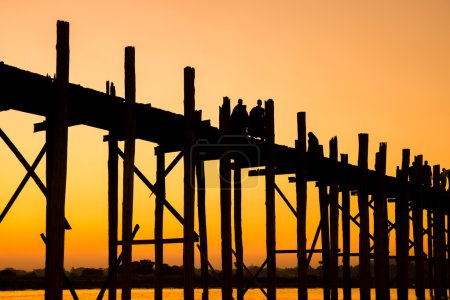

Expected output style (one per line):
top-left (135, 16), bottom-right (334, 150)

top-left (307, 132), bottom-right (320, 178)
top-left (248, 99), bottom-right (265, 139)
top-left (448, 171), bottom-right (450, 191)
top-left (307, 132), bottom-right (319, 155)
top-left (230, 99), bottom-right (249, 135)
top-left (440, 168), bottom-right (447, 190)
top-left (422, 160), bottom-right (432, 187)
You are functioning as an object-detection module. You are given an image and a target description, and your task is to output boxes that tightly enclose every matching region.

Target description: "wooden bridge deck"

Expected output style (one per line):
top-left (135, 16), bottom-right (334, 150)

top-left (0, 62), bottom-right (448, 212)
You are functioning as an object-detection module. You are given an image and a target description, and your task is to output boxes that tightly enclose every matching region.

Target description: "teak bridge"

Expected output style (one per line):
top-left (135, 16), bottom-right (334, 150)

top-left (1, 21), bottom-right (450, 300)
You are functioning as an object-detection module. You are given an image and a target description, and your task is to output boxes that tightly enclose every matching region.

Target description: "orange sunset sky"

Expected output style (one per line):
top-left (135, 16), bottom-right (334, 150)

top-left (1, 0), bottom-right (450, 271)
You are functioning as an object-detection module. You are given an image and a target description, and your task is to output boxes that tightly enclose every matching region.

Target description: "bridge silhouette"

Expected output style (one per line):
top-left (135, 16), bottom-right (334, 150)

top-left (0, 21), bottom-right (449, 300)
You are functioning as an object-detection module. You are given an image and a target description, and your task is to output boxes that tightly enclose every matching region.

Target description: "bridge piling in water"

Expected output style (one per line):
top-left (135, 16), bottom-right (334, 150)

top-left (296, 112), bottom-right (308, 300)
top-left (45, 20), bottom-right (69, 300)
top-left (106, 81), bottom-right (119, 300)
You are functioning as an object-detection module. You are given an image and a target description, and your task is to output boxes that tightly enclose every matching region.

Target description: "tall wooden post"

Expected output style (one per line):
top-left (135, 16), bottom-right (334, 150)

top-left (196, 159), bottom-right (208, 300)
top-left (219, 96), bottom-right (232, 300)
top-left (265, 99), bottom-right (276, 300)
top-left (296, 112), bottom-right (308, 300)
top-left (45, 20), bottom-right (69, 300)
top-left (357, 133), bottom-right (370, 300)
top-left (155, 147), bottom-right (165, 300)
top-left (107, 82), bottom-right (118, 300)
top-left (425, 161), bottom-right (434, 300)
top-left (121, 46), bottom-right (136, 300)
top-left (374, 143), bottom-right (389, 300)
top-left (318, 145), bottom-right (330, 300)
top-left (341, 154), bottom-right (351, 300)
top-left (448, 212), bottom-right (450, 298)
top-left (234, 163), bottom-right (244, 300)
top-left (396, 149), bottom-right (410, 300)
top-left (427, 207), bottom-right (434, 300)
top-left (412, 155), bottom-right (425, 300)
top-left (329, 137), bottom-right (339, 300)
top-left (183, 67), bottom-right (196, 300)
top-left (432, 165), bottom-right (446, 298)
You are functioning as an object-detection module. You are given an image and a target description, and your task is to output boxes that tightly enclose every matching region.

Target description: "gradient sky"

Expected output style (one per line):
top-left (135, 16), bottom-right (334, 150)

top-left (1, 0), bottom-right (450, 271)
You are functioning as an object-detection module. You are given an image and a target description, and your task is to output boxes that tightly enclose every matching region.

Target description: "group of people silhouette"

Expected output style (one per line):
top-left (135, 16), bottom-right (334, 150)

top-left (231, 100), bottom-right (450, 191)
top-left (306, 133), bottom-right (450, 191)
top-left (230, 99), bottom-right (265, 139)
top-left (439, 167), bottom-right (449, 190)
top-left (415, 160), bottom-right (449, 191)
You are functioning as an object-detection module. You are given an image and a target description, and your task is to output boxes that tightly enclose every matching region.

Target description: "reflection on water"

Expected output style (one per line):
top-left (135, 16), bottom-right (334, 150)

top-left (0, 288), bottom-right (435, 299)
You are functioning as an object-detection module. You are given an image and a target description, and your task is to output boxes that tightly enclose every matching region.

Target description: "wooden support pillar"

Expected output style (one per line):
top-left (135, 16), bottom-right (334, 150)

top-left (234, 163), bottom-right (244, 300)
top-left (45, 20), bottom-right (69, 300)
top-left (296, 112), bottom-right (308, 300)
top-left (121, 46), bottom-right (136, 300)
top-left (40, 234), bottom-right (78, 300)
top-left (427, 208), bottom-right (434, 300)
top-left (183, 66), bottom-right (196, 300)
top-left (265, 99), bottom-right (276, 300)
top-left (107, 82), bottom-right (118, 300)
top-left (425, 161), bottom-right (434, 300)
top-left (448, 212), bottom-right (450, 297)
top-left (433, 165), bottom-right (446, 299)
top-left (318, 145), bottom-right (330, 300)
top-left (219, 96), bottom-right (232, 300)
top-left (395, 149), bottom-right (410, 300)
top-left (341, 154), bottom-right (351, 300)
top-left (155, 148), bottom-right (165, 300)
top-left (412, 155), bottom-right (425, 300)
top-left (329, 137), bottom-right (339, 300)
top-left (196, 159), bottom-right (208, 300)
top-left (357, 133), bottom-right (370, 300)
top-left (374, 143), bottom-right (389, 300)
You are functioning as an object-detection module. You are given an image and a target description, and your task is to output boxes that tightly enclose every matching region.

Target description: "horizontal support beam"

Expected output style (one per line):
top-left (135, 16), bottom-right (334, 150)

top-left (276, 249), bottom-right (330, 254)
top-left (249, 168), bottom-right (294, 177)
top-left (337, 253), bottom-right (417, 260)
top-left (35, 120), bottom-right (79, 132)
top-left (117, 237), bottom-right (197, 245)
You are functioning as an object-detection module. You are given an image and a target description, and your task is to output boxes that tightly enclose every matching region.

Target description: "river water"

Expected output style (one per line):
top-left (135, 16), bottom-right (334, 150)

top-left (0, 288), bottom-right (435, 299)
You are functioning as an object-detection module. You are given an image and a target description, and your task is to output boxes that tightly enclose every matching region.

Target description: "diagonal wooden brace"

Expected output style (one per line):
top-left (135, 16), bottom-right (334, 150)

top-left (274, 182), bottom-right (296, 217)
top-left (0, 129), bottom-right (71, 229)
top-left (97, 224), bottom-right (140, 300)
top-left (0, 144), bottom-right (45, 223)
top-left (232, 248), bottom-right (267, 298)
top-left (116, 148), bottom-right (199, 239)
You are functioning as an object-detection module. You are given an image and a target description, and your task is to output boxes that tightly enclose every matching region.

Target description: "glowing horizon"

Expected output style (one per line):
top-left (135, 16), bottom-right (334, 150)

top-left (1, 0), bottom-right (450, 271)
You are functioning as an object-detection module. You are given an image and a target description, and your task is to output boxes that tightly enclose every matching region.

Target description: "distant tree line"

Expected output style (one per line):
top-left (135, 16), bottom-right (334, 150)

top-left (0, 261), bottom-right (433, 290)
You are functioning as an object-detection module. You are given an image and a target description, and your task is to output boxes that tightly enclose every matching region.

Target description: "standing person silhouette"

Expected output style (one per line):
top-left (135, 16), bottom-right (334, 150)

top-left (248, 99), bottom-right (265, 139)
top-left (230, 99), bottom-right (249, 135)
top-left (447, 171), bottom-right (450, 191)
top-left (307, 132), bottom-right (319, 155)
top-left (440, 168), bottom-right (447, 190)
top-left (307, 132), bottom-right (320, 177)
top-left (422, 160), bottom-right (432, 187)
